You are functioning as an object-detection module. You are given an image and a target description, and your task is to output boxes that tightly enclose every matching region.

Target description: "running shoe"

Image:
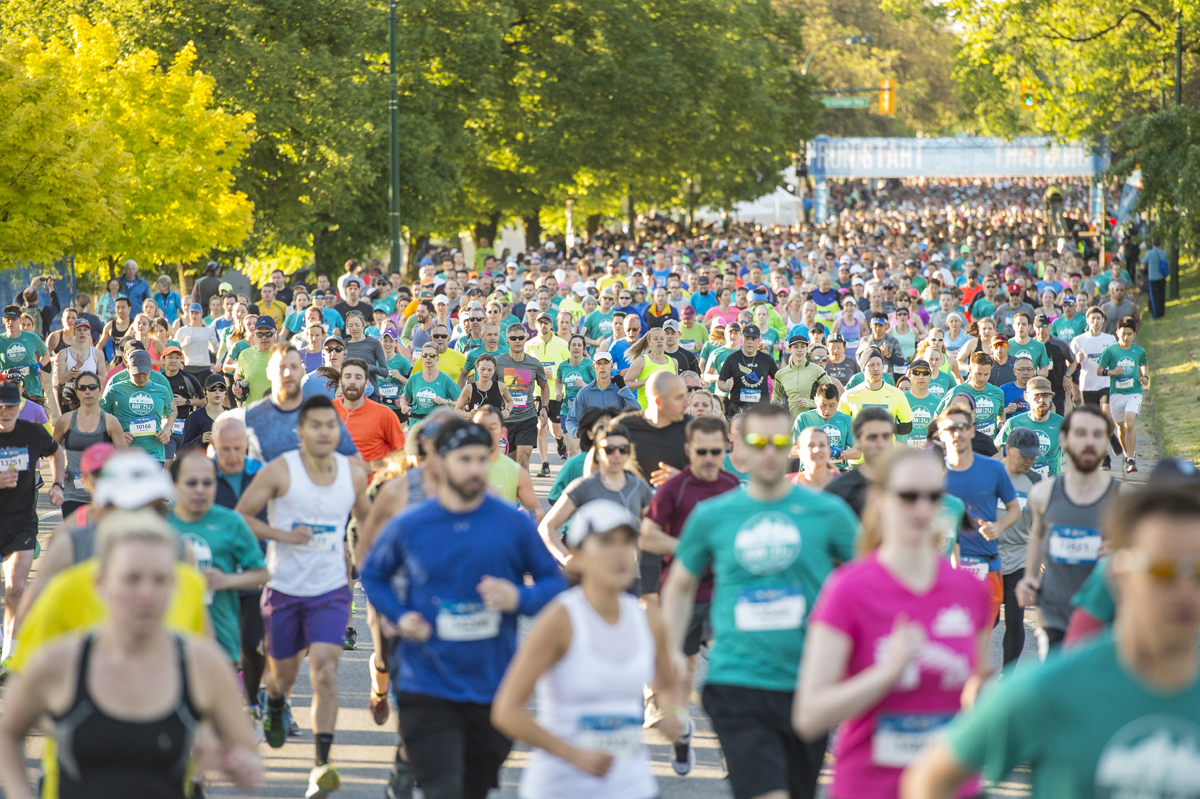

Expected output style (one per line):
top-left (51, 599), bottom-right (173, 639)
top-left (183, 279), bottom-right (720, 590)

top-left (672, 718), bottom-right (696, 776)
top-left (538, 463), bottom-right (551, 478)
top-left (263, 701), bottom-right (286, 748)
top-left (556, 437), bottom-right (567, 458)
top-left (247, 703), bottom-right (265, 744)
top-left (370, 690), bottom-right (390, 726)
top-left (285, 702), bottom-right (301, 736)
top-left (305, 763), bottom-right (341, 799)
top-left (1126, 457), bottom-right (1138, 473)
top-left (344, 625), bottom-right (358, 651)
top-left (385, 761), bottom-right (416, 799)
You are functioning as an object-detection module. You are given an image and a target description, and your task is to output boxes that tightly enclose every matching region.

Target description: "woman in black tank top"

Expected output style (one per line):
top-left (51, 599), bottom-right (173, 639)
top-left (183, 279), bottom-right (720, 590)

top-left (453, 353), bottom-right (513, 415)
top-left (0, 511), bottom-right (262, 799)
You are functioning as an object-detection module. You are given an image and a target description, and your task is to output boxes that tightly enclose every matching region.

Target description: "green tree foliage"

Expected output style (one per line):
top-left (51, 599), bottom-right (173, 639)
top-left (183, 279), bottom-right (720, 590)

top-left (787, 0), bottom-right (963, 137)
top-left (0, 37), bottom-right (129, 266)
top-left (885, 0), bottom-right (1198, 140)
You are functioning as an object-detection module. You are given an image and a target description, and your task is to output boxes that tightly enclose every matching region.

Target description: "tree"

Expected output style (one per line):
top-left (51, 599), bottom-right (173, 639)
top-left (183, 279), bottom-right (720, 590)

top-left (0, 38), bottom-right (129, 266)
top-left (25, 18), bottom-right (254, 282)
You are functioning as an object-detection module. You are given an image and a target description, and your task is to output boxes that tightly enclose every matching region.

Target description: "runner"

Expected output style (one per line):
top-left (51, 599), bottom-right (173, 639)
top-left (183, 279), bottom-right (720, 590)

top-left (492, 500), bottom-right (685, 797)
top-left (1096, 316), bottom-right (1149, 473)
top-left (935, 407), bottom-right (1021, 625)
top-left (625, 327), bottom-right (678, 412)
top-left (995, 376), bottom-right (1063, 478)
top-left (175, 302), bottom-right (220, 382)
top-left (661, 402), bottom-right (859, 799)
top-left (454, 353), bottom-right (513, 416)
top-left (495, 324), bottom-right (550, 472)
top-left (994, 427), bottom-right (1041, 666)
top-left (400, 342), bottom-right (461, 423)
top-left (555, 336), bottom-right (595, 456)
top-left (51, 372), bottom-right (122, 518)
top-left (791, 427), bottom-right (839, 490)
top-left (793, 384), bottom-right (859, 468)
top-left (233, 316), bottom-right (278, 404)
top-left (528, 311), bottom-right (571, 471)
top-left (0, 510), bottom-right (262, 799)
top-left (0, 379), bottom-right (64, 660)
top-left (796, 447), bottom-right (991, 799)
top-left (838, 349), bottom-right (914, 434)
top-left (826, 407), bottom-right (898, 518)
top-left (333, 358), bottom-right (406, 477)
top-left (99, 349), bottom-right (176, 463)
top-left (936, 352), bottom-right (1006, 437)
top-left (360, 417), bottom-right (567, 799)
top-left (181, 373), bottom-right (229, 450)
top-left (903, 359), bottom-right (942, 445)
top-left (773, 334), bottom-right (829, 420)
top-left (235, 395), bottom-right (372, 798)
top-left (471, 405), bottom-right (543, 517)
top-left (717, 324), bottom-right (778, 416)
top-left (159, 346), bottom-right (204, 464)
top-left (1068, 306), bottom-right (1119, 466)
top-left (1016, 405), bottom-right (1122, 654)
top-left (52, 319), bottom-right (105, 415)
top-left (903, 481), bottom-right (1200, 799)
top-left (0, 305), bottom-right (49, 400)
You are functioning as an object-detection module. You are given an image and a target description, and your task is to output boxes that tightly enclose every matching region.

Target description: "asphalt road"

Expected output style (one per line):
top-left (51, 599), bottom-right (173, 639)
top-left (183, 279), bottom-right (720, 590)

top-left (12, 449), bottom-right (1081, 799)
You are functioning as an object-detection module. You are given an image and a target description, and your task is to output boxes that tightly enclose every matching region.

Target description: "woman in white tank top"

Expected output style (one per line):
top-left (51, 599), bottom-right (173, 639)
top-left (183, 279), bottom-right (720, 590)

top-left (492, 500), bottom-right (685, 799)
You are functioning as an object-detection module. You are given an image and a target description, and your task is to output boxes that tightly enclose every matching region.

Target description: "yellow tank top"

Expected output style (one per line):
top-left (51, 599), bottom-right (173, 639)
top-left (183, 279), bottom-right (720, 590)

top-left (487, 453), bottom-right (521, 503)
top-left (635, 355), bottom-right (678, 408)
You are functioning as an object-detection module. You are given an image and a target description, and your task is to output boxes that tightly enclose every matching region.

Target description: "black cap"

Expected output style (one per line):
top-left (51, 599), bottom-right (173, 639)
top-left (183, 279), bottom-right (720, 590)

top-left (828, 332), bottom-right (846, 343)
top-left (2, 306), bottom-right (20, 320)
top-left (1150, 458), bottom-right (1200, 484)
top-left (742, 324), bottom-right (761, 339)
top-left (0, 381), bottom-right (19, 406)
top-left (204, 373), bottom-right (228, 389)
top-left (787, 332), bottom-right (810, 346)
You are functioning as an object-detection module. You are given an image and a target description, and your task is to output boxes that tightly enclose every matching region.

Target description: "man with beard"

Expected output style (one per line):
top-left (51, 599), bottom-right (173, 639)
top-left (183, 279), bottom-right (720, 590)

top-left (1017, 405), bottom-right (1124, 653)
top-left (333, 358), bottom-right (406, 478)
top-left (361, 418), bottom-right (566, 798)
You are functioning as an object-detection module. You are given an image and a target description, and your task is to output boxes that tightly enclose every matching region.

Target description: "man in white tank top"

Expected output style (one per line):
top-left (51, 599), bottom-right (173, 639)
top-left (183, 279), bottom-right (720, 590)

top-left (236, 394), bottom-right (371, 799)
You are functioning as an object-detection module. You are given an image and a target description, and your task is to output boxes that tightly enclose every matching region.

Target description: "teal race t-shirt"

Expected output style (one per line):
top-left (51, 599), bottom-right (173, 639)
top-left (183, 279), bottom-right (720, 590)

top-left (996, 411), bottom-right (1065, 477)
top-left (1097, 343), bottom-right (1148, 395)
top-left (938, 382), bottom-right (1007, 436)
top-left (100, 377), bottom-right (175, 460)
top-left (0, 331), bottom-right (48, 397)
top-left (905, 391), bottom-right (942, 444)
top-left (675, 485), bottom-right (859, 692)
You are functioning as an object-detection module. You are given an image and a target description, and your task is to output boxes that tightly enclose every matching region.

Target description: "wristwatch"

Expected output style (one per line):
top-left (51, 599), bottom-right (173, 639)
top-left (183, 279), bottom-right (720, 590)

top-left (51, 482), bottom-right (65, 490)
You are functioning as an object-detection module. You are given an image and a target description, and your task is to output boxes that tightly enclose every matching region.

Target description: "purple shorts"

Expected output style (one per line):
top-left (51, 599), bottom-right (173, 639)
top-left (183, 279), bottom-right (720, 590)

top-left (261, 585), bottom-right (352, 660)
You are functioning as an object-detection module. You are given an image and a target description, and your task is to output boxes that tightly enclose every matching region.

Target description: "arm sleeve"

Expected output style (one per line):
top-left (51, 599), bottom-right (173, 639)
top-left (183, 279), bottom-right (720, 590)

top-left (516, 516), bottom-right (567, 616)
top-left (360, 519), bottom-right (412, 623)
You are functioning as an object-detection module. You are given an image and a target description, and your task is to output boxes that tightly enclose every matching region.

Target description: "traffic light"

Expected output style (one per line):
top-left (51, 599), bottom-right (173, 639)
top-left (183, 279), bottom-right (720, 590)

top-left (1020, 79), bottom-right (1037, 109)
top-left (878, 80), bottom-right (896, 114)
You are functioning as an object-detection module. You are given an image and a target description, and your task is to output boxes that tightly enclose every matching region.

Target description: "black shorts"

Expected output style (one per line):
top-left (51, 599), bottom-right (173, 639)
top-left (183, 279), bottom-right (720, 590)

top-left (0, 509), bottom-right (38, 559)
top-left (683, 600), bottom-right (712, 657)
top-left (505, 415), bottom-right (539, 451)
top-left (546, 399), bottom-right (563, 423)
top-left (239, 590), bottom-right (265, 658)
top-left (639, 552), bottom-right (662, 597)
top-left (1082, 388), bottom-right (1110, 406)
top-left (702, 683), bottom-right (828, 799)
top-left (395, 692), bottom-right (512, 799)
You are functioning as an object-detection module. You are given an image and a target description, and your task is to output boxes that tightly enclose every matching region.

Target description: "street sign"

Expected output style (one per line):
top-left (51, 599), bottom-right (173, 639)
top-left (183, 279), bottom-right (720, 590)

top-left (822, 96), bottom-right (870, 109)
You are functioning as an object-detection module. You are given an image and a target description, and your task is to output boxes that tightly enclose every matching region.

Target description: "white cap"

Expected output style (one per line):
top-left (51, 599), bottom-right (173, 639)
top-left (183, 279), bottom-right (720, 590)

top-left (850, 264), bottom-right (868, 275)
top-left (851, 276), bottom-right (865, 286)
top-left (931, 253), bottom-right (944, 262)
top-left (94, 451), bottom-right (176, 509)
top-left (572, 282), bottom-right (588, 297)
top-left (838, 255), bottom-right (851, 264)
top-left (565, 499), bottom-right (639, 549)
top-left (593, 351), bottom-right (614, 362)
top-left (585, 280), bottom-right (596, 288)
top-left (554, 268), bottom-right (567, 282)
top-left (525, 302), bottom-right (541, 313)
top-left (432, 295), bottom-right (449, 305)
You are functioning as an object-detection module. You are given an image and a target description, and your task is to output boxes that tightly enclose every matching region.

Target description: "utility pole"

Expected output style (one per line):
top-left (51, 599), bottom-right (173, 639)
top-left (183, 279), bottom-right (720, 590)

top-left (1170, 7), bottom-right (1183, 299)
top-left (388, 0), bottom-right (403, 277)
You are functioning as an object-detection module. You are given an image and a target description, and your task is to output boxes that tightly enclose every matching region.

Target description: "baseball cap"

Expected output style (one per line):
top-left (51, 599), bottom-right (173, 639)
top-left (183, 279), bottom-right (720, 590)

top-left (681, 305), bottom-right (696, 318)
top-left (742, 324), bottom-right (761, 339)
top-left (908, 359), bottom-right (932, 374)
top-left (851, 276), bottom-right (865, 286)
top-left (80, 442), bottom-right (116, 476)
top-left (2, 306), bottom-right (20, 319)
top-left (204, 373), bottom-right (228, 389)
top-left (593, 351), bottom-right (614, 363)
top-left (73, 319), bottom-right (91, 329)
top-left (218, 282), bottom-right (233, 292)
top-left (254, 316), bottom-right (277, 330)
top-left (94, 451), bottom-right (176, 509)
top-left (323, 335), bottom-right (346, 348)
top-left (0, 382), bottom-right (19, 406)
top-left (160, 346), bottom-right (183, 358)
top-left (536, 311), bottom-right (552, 322)
top-left (787, 332), bottom-right (809, 346)
top-left (663, 320), bottom-right (681, 332)
top-left (1008, 282), bottom-right (1022, 294)
top-left (1062, 295), bottom-right (1077, 304)
top-left (572, 283), bottom-right (588, 297)
top-left (189, 303), bottom-right (204, 313)
top-left (127, 350), bottom-right (153, 374)
top-left (1034, 313), bottom-right (1050, 326)
top-left (871, 313), bottom-right (889, 324)
top-left (565, 499), bottom-right (639, 549)
top-left (1150, 458), bottom-right (1200, 484)
top-left (1005, 427), bottom-right (1042, 459)
top-left (696, 275), bottom-right (710, 285)
top-left (992, 334), bottom-right (1009, 345)
top-left (525, 302), bottom-right (541, 313)
top-left (1027, 376), bottom-right (1054, 394)
top-left (828, 332), bottom-right (846, 343)
top-left (748, 289), bottom-right (770, 303)
top-left (432, 295), bottom-right (449, 306)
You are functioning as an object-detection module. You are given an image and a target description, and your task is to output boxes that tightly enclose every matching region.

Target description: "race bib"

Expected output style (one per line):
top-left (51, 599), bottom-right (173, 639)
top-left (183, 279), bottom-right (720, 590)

top-left (0, 447), bottom-right (30, 471)
top-left (894, 364), bottom-right (908, 376)
top-left (172, 420), bottom-right (185, 435)
top-left (379, 383), bottom-right (399, 399)
top-left (872, 714), bottom-right (954, 768)
top-left (512, 390), bottom-right (529, 408)
top-left (436, 601), bottom-right (501, 641)
top-left (959, 556), bottom-right (989, 581)
top-left (681, 340), bottom-right (698, 352)
top-left (73, 476), bottom-right (87, 490)
top-left (1115, 376), bottom-right (1134, 390)
top-left (576, 715), bottom-right (642, 757)
top-left (295, 523), bottom-right (342, 554)
top-left (734, 586), bottom-right (805, 631)
top-left (739, 389), bottom-right (762, 404)
top-left (129, 417), bottom-right (158, 437)
top-left (1048, 524), bottom-right (1101, 565)
top-left (1031, 462), bottom-right (1050, 478)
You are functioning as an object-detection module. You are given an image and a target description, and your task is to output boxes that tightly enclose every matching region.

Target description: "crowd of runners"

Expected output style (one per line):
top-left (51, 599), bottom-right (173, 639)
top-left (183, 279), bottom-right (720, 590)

top-left (0, 176), bottom-right (1197, 799)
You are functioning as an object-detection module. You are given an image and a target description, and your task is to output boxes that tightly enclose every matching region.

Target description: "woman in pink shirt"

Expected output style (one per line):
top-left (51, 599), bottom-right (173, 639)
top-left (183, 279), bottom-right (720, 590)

top-left (702, 287), bottom-right (739, 327)
top-left (794, 447), bottom-right (991, 799)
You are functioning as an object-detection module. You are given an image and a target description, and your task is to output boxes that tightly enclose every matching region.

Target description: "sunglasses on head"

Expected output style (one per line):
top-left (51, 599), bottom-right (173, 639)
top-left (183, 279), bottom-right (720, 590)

top-left (743, 433), bottom-right (790, 450)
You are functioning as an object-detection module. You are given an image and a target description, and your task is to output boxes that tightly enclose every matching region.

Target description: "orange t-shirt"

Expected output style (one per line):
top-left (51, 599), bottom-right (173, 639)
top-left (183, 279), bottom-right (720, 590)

top-left (333, 397), bottom-right (406, 466)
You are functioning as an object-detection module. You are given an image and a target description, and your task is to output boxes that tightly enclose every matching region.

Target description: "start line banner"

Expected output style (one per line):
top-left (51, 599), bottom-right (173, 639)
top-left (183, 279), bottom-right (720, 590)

top-left (806, 135), bottom-right (1109, 180)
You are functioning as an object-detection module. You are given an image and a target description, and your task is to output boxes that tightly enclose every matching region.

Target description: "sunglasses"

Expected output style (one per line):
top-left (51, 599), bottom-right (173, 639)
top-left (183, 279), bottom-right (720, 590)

top-left (600, 443), bottom-right (630, 455)
top-left (324, 346), bottom-right (345, 354)
top-left (422, 353), bottom-right (438, 359)
top-left (508, 335), bottom-right (527, 341)
top-left (1124, 551), bottom-right (1200, 584)
top-left (256, 331), bottom-right (274, 338)
top-left (892, 488), bottom-right (944, 504)
top-left (432, 334), bottom-right (449, 340)
top-left (938, 422), bottom-right (973, 435)
top-left (76, 383), bottom-right (100, 392)
top-left (909, 369), bottom-right (932, 377)
top-left (469, 316), bottom-right (484, 322)
top-left (692, 447), bottom-right (725, 457)
top-left (811, 355), bottom-right (828, 362)
top-left (743, 433), bottom-right (790, 450)
top-left (207, 386), bottom-right (227, 393)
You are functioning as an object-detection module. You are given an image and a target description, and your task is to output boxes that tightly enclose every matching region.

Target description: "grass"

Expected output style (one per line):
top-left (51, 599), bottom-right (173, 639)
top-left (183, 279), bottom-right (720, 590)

top-left (1141, 257), bottom-right (1200, 462)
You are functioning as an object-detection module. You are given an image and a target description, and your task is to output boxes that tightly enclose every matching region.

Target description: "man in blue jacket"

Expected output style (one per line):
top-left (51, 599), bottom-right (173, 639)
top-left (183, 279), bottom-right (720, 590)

top-left (120, 259), bottom-right (151, 310)
top-left (362, 418), bottom-right (566, 799)
top-left (562, 351), bottom-right (639, 438)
